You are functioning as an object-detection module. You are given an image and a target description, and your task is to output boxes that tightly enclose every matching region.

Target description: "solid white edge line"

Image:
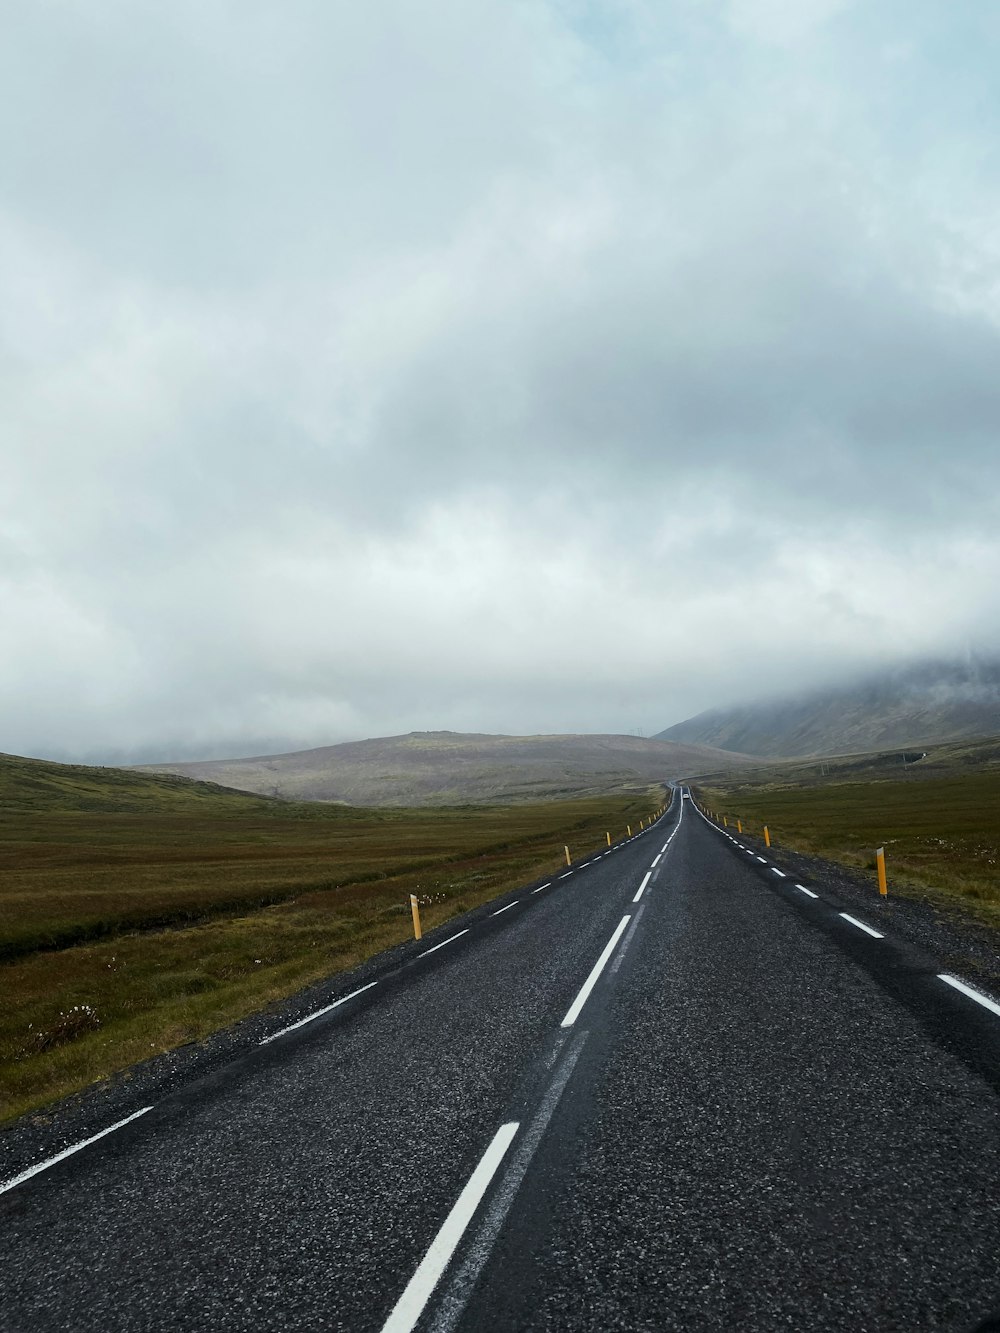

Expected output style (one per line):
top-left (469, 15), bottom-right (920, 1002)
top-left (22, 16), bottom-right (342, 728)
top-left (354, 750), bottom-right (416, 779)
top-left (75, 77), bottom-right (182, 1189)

top-left (260, 982), bottom-right (378, 1044)
top-left (938, 974), bottom-right (1000, 1018)
top-left (380, 1121), bottom-right (520, 1333)
top-left (770, 868), bottom-right (787, 878)
top-left (490, 902), bottom-right (518, 917)
top-left (796, 884), bottom-right (819, 899)
top-left (633, 871), bottom-right (652, 903)
top-left (560, 915), bottom-right (632, 1028)
top-left (0, 1106), bottom-right (153, 1196)
top-left (419, 930), bottom-right (470, 958)
top-left (839, 912), bottom-right (884, 939)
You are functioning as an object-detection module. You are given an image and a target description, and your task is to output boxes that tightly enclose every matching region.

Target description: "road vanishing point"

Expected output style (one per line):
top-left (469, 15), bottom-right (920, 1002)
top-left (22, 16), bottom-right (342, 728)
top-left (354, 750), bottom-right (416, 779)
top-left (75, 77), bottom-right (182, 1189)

top-left (3, 789), bottom-right (1000, 1331)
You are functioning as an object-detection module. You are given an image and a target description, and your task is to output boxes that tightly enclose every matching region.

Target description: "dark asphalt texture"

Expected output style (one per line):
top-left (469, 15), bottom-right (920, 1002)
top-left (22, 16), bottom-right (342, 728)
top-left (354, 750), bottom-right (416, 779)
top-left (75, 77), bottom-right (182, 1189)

top-left (3, 792), bottom-right (1000, 1332)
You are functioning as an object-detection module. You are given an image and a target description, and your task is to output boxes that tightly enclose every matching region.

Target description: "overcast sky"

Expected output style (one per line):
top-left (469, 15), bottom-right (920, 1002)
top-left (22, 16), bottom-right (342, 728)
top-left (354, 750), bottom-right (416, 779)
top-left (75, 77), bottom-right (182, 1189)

top-left (3, 0), bottom-right (1000, 762)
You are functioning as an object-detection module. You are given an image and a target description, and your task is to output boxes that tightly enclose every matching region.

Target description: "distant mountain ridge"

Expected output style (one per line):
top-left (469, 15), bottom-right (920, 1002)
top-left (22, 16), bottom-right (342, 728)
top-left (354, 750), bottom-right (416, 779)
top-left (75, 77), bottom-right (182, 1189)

top-left (656, 658), bottom-right (1000, 758)
top-left (141, 730), bottom-right (754, 806)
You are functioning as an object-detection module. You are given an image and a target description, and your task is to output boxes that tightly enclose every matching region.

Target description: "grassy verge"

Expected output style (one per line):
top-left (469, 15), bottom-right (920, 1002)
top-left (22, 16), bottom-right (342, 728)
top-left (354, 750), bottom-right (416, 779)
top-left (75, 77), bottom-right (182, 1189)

top-left (0, 753), bottom-right (663, 1122)
top-left (694, 751), bottom-right (1000, 929)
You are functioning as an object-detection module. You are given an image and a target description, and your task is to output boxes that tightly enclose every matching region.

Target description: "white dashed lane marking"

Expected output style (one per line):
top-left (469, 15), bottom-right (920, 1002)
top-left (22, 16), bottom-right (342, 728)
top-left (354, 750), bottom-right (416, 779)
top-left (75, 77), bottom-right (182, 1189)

top-left (561, 916), bottom-right (632, 1029)
top-left (938, 974), bottom-right (1000, 1018)
top-left (380, 1122), bottom-right (520, 1333)
top-left (0, 1107), bottom-right (154, 1197)
top-left (633, 872), bottom-right (652, 904)
top-left (419, 931), bottom-right (470, 958)
top-left (840, 913), bottom-right (884, 939)
top-left (261, 982), bottom-right (379, 1045)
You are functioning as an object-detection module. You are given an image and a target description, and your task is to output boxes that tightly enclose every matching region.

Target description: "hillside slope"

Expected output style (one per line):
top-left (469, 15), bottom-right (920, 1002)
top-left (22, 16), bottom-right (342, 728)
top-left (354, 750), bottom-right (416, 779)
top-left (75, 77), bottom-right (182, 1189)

top-left (0, 751), bottom-right (279, 815)
top-left (657, 658), bottom-right (1000, 758)
top-left (141, 731), bottom-right (753, 805)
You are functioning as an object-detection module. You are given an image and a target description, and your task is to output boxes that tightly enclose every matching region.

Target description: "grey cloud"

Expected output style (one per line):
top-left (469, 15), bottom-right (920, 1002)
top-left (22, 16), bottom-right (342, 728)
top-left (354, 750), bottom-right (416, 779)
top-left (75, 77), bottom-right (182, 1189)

top-left (0, 1), bottom-right (561, 286)
top-left (3, 1), bottom-right (1000, 762)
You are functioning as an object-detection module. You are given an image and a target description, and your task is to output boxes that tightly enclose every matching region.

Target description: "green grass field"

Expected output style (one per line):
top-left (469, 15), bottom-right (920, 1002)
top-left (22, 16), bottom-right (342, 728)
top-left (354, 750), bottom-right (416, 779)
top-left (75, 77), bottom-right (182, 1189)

top-left (694, 737), bottom-right (1000, 925)
top-left (0, 753), bottom-right (664, 1123)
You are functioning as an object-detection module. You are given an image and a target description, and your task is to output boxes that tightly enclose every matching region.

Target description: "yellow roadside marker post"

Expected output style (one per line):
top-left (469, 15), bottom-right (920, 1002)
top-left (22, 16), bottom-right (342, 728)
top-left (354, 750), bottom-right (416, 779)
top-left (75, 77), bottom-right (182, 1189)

top-left (737, 819), bottom-right (742, 834)
top-left (723, 816), bottom-right (728, 828)
top-left (410, 894), bottom-right (422, 940)
top-left (627, 824), bottom-right (632, 837)
top-left (764, 826), bottom-right (771, 848)
top-left (564, 845), bottom-right (571, 866)
top-left (876, 847), bottom-right (888, 896)
top-left (606, 831), bottom-right (612, 846)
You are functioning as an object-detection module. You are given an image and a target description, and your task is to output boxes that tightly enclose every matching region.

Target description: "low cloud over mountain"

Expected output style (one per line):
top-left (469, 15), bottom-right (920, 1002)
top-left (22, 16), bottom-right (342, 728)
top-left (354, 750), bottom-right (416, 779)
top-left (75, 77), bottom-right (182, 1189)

top-left (657, 659), bottom-right (1000, 758)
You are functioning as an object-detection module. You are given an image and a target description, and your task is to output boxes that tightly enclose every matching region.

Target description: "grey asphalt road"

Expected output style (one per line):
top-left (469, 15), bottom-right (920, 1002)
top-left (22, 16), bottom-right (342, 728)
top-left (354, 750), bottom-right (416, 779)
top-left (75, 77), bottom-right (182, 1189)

top-left (2, 790), bottom-right (999, 1332)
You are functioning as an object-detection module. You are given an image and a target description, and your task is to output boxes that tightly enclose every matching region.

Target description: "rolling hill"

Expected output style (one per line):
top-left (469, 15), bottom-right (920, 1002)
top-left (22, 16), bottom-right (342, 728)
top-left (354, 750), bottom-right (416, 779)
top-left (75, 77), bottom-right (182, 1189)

top-left (140, 731), bottom-right (754, 806)
top-left (0, 750), bottom-right (279, 815)
top-left (657, 658), bottom-right (1000, 758)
